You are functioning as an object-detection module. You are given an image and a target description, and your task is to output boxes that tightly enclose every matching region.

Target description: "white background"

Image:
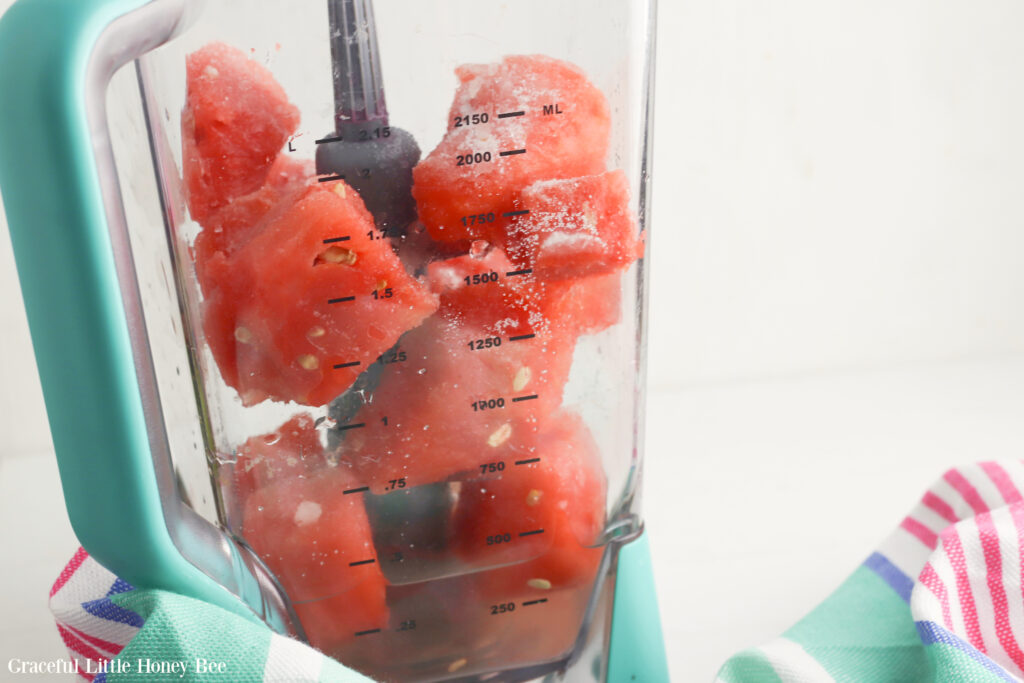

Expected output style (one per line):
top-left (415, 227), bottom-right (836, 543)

top-left (4, 0), bottom-right (1024, 681)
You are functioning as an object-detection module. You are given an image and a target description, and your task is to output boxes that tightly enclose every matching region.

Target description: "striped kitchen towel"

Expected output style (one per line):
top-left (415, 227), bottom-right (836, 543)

top-left (718, 461), bottom-right (1024, 682)
top-left (49, 548), bottom-right (372, 682)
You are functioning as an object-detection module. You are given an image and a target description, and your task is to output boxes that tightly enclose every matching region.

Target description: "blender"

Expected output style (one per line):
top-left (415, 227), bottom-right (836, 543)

top-left (0, 0), bottom-right (667, 680)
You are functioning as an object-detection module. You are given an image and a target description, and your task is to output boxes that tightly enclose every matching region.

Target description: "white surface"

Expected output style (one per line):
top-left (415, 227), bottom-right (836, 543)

top-left (4, 0), bottom-right (1024, 681)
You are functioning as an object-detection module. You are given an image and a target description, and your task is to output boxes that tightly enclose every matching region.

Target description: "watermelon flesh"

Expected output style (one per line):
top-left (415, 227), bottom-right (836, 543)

top-left (506, 170), bottom-right (644, 281)
top-left (183, 44), bottom-right (438, 407)
top-left (451, 410), bottom-right (606, 582)
top-left (193, 154), bottom-right (313, 273)
top-left (183, 43), bottom-right (300, 225)
top-left (227, 413), bottom-right (326, 512)
top-left (199, 183), bottom-right (437, 406)
top-left (242, 467), bottom-right (390, 648)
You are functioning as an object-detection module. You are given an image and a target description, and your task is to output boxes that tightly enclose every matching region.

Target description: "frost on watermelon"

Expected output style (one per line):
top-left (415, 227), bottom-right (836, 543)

top-left (242, 467), bottom-right (388, 649)
top-left (412, 55), bottom-right (610, 243)
top-left (182, 43), bottom-right (300, 225)
top-left (506, 170), bottom-right (643, 281)
top-left (201, 182), bottom-right (437, 407)
top-left (428, 246), bottom-right (624, 339)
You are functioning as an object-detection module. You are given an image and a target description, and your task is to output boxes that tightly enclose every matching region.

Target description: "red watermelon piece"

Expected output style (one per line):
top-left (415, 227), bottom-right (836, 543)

top-left (336, 314), bottom-right (573, 490)
top-left (333, 248), bottom-right (577, 489)
top-left (242, 467), bottom-right (389, 646)
top-left (194, 155), bottom-right (313, 273)
top-left (506, 170), bottom-right (643, 281)
top-left (412, 55), bottom-right (610, 243)
top-left (182, 43), bottom-right (300, 225)
top-left (543, 273), bottom-right (624, 337)
top-left (201, 183), bottom-right (438, 407)
top-left (428, 246), bottom-right (624, 339)
top-left (451, 410), bottom-right (606, 584)
top-left (228, 413), bottom-right (325, 511)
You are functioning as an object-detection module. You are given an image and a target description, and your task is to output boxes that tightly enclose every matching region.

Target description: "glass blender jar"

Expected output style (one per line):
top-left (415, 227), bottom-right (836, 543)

top-left (0, 0), bottom-right (665, 680)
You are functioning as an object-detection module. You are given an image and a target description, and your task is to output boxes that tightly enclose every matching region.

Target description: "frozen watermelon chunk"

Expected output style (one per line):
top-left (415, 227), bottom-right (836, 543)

top-left (425, 247), bottom-right (534, 326)
top-left (194, 155), bottom-right (313, 270)
top-left (182, 43), bottom-right (300, 224)
top-left (201, 182), bottom-right (438, 406)
top-left (429, 247), bottom-right (623, 339)
top-left (451, 411), bottom-right (606, 584)
top-left (543, 273), bottom-right (623, 337)
top-left (336, 314), bottom-right (572, 490)
top-left (506, 170), bottom-right (643, 281)
top-left (242, 467), bottom-right (389, 647)
top-left (330, 249), bottom-right (576, 488)
top-left (227, 413), bottom-right (326, 511)
top-left (412, 55), bottom-right (610, 243)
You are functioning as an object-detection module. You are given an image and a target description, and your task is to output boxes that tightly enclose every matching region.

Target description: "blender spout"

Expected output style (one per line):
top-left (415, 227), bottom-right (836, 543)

top-left (328, 0), bottom-right (388, 128)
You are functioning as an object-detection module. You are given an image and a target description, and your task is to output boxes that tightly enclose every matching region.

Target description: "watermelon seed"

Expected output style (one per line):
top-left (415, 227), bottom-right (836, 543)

top-left (527, 578), bottom-right (552, 590)
top-left (307, 326), bottom-right (326, 339)
top-left (526, 489), bottom-right (543, 507)
top-left (298, 354), bottom-right (320, 371)
top-left (487, 423), bottom-right (513, 448)
top-left (293, 501), bottom-right (322, 527)
top-left (448, 659), bottom-right (468, 674)
top-left (513, 366), bottom-right (532, 391)
top-left (317, 246), bottom-right (358, 266)
top-left (234, 326), bottom-right (254, 344)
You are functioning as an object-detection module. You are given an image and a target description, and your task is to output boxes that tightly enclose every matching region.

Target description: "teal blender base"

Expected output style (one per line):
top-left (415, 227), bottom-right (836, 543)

top-left (608, 532), bottom-right (670, 682)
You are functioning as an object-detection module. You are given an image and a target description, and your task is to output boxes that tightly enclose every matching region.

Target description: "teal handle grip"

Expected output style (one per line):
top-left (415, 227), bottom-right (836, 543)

top-left (0, 0), bottom-right (255, 622)
top-left (608, 532), bottom-right (671, 682)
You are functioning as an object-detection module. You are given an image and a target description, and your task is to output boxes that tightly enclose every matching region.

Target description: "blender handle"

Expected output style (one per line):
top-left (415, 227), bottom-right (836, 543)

top-left (0, 0), bottom-right (257, 623)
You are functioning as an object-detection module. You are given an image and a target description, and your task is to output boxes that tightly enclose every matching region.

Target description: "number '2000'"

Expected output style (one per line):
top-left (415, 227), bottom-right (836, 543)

top-left (456, 151), bottom-right (492, 166)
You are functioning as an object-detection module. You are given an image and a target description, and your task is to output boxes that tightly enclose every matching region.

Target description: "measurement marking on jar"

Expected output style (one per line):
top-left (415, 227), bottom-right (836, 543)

top-left (334, 361), bottom-right (361, 369)
top-left (315, 135), bottom-right (343, 145)
top-left (349, 558), bottom-right (376, 567)
top-left (523, 598), bottom-right (549, 607)
top-left (508, 333), bottom-right (536, 342)
top-left (322, 236), bottom-right (351, 244)
top-left (343, 486), bottom-right (370, 495)
top-left (328, 296), bottom-right (356, 304)
top-left (337, 423), bottom-right (366, 431)
top-left (512, 394), bottom-right (539, 403)
top-left (515, 457), bottom-right (541, 466)
top-left (355, 628), bottom-right (381, 637)
top-left (503, 209), bottom-right (530, 218)
top-left (505, 268), bottom-right (533, 277)
top-left (318, 174), bottom-right (346, 183)
top-left (497, 110), bottom-right (526, 119)
top-left (519, 529), bottom-right (545, 537)
top-left (499, 148), bottom-right (527, 157)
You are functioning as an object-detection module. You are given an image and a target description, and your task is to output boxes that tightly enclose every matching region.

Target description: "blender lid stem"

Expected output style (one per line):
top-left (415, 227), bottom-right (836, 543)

top-left (328, 0), bottom-right (388, 128)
